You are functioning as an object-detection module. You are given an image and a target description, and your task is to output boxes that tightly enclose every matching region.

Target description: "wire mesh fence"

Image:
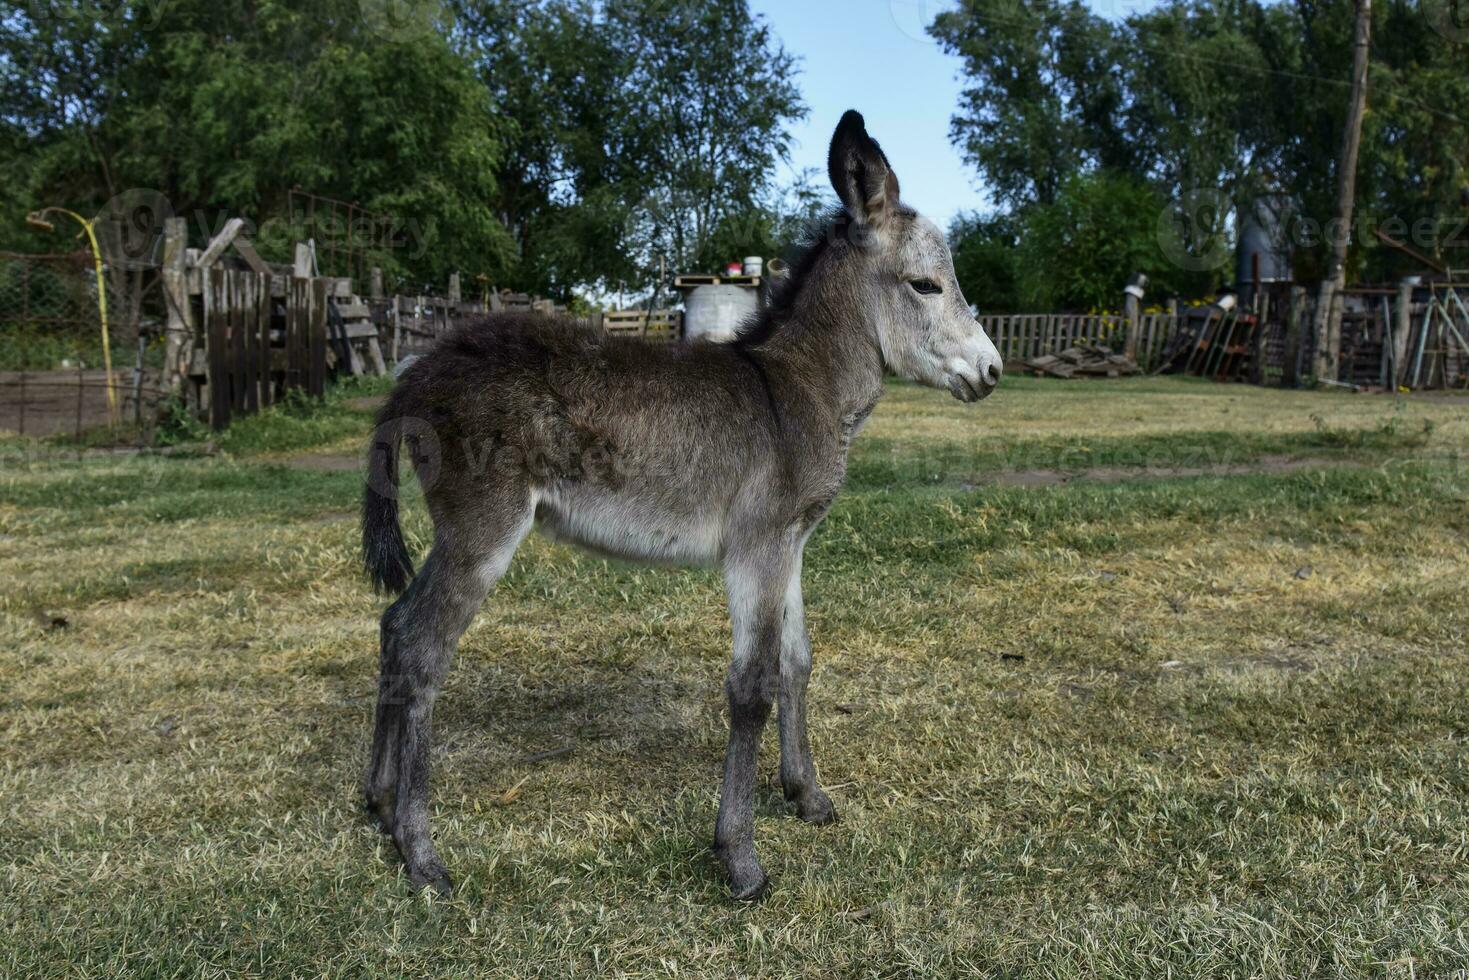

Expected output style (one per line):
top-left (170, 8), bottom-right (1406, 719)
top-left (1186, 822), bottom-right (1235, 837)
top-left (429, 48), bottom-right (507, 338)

top-left (0, 251), bottom-right (170, 441)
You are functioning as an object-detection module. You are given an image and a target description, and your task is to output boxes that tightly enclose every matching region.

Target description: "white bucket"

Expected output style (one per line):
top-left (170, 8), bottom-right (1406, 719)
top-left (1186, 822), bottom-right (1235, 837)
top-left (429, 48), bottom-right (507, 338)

top-left (743, 256), bottom-right (764, 278)
top-left (684, 285), bottom-right (758, 343)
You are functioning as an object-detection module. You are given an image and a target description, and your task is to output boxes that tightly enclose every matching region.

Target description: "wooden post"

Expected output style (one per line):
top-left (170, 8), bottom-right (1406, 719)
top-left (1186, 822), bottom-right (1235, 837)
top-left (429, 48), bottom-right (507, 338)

top-left (161, 217), bottom-right (191, 393)
top-left (1393, 279), bottom-right (1414, 389)
top-left (1283, 286), bottom-right (1308, 387)
top-left (1124, 273), bottom-right (1146, 361)
top-left (448, 273), bottom-right (462, 305)
top-left (1311, 0), bottom-right (1373, 384)
top-left (257, 271), bottom-right (273, 408)
top-left (391, 297), bottom-right (402, 364)
top-left (293, 242), bottom-right (314, 279)
top-left (370, 267), bottom-right (384, 301)
top-left (1250, 292), bottom-right (1270, 385)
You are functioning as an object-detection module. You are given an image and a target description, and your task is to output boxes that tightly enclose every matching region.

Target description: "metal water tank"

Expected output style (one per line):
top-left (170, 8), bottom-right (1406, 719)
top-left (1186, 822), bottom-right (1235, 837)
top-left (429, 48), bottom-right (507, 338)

top-left (1237, 195), bottom-right (1294, 301)
top-left (683, 285), bottom-right (758, 343)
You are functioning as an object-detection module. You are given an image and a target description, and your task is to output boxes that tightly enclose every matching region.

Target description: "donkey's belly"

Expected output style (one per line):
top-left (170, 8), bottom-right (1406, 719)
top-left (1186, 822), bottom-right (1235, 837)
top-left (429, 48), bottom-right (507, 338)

top-left (533, 486), bottom-right (724, 567)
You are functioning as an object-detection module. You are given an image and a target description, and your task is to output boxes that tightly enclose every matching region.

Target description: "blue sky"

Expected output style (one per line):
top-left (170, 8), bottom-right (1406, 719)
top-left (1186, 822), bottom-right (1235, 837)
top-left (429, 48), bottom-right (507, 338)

top-left (747, 0), bottom-right (1159, 229)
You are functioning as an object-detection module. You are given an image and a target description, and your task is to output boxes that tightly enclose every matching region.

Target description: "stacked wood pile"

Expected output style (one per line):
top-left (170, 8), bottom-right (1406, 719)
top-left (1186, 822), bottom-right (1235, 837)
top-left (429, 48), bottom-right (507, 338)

top-left (1152, 304), bottom-right (1262, 382)
top-left (1017, 344), bottom-right (1143, 379)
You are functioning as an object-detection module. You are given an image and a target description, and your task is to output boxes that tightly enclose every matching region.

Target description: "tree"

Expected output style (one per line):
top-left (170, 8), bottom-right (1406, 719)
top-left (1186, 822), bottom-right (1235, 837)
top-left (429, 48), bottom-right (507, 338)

top-left (961, 171), bottom-right (1190, 313)
top-left (454, 0), bottom-right (806, 299)
top-left (935, 0), bottom-right (1469, 305)
top-left (0, 0), bottom-right (514, 291)
top-left (454, 0), bottom-right (643, 297)
top-left (930, 0), bottom-right (1130, 209)
top-left (2, 0), bottom-right (811, 303)
top-left (606, 0), bottom-right (805, 278)
top-left (949, 212), bottom-right (1022, 313)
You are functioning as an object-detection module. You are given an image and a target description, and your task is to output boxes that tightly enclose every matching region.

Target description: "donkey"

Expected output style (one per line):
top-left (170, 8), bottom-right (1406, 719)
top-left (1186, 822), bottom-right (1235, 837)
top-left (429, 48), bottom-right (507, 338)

top-left (361, 111), bottom-right (1003, 900)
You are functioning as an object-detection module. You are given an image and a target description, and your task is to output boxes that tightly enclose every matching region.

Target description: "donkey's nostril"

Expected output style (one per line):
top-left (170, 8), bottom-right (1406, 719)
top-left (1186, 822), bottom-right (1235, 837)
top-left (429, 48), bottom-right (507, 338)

top-left (984, 361), bottom-right (1003, 385)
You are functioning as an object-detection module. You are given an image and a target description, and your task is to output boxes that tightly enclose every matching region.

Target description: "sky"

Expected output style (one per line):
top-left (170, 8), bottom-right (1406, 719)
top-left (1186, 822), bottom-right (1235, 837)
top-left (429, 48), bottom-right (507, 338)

top-left (747, 0), bottom-right (1159, 229)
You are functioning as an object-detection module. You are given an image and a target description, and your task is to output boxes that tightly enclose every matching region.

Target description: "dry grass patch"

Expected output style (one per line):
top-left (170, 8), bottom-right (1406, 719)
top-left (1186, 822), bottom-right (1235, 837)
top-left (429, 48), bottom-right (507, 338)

top-left (2, 377), bottom-right (1468, 976)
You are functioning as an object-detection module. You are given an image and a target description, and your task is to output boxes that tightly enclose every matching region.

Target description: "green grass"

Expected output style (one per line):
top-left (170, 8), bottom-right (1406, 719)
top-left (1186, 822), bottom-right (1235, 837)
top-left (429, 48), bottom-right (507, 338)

top-left (2, 377), bottom-right (1469, 977)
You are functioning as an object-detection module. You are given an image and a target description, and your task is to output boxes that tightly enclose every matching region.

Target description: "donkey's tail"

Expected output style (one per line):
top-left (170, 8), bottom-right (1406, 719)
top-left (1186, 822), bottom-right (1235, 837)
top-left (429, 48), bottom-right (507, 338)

top-left (362, 398), bottom-right (416, 595)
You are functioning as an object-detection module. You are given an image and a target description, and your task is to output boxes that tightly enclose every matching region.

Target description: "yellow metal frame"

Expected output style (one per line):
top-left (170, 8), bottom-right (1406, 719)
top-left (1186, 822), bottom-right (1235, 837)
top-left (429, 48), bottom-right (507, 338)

top-left (26, 206), bottom-right (117, 425)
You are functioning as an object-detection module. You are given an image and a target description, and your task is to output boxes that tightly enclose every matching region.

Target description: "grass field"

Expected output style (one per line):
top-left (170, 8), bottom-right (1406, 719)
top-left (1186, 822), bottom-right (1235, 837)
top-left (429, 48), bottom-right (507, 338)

top-left (3, 376), bottom-right (1468, 977)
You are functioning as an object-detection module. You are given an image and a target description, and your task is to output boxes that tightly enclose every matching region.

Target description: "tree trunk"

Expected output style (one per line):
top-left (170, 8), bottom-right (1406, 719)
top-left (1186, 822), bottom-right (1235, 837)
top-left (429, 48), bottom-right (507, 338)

top-left (1311, 0), bottom-right (1372, 384)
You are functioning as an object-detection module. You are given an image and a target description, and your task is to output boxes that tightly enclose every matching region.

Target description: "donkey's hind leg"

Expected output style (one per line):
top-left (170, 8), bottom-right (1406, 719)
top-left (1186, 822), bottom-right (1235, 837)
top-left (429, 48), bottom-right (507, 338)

top-left (367, 500), bottom-right (532, 894)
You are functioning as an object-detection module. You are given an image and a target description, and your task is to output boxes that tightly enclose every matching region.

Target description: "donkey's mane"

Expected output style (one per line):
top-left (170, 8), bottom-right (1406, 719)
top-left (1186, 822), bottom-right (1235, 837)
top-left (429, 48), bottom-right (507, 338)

top-left (733, 203), bottom-right (918, 350)
top-left (733, 208), bottom-right (852, 350)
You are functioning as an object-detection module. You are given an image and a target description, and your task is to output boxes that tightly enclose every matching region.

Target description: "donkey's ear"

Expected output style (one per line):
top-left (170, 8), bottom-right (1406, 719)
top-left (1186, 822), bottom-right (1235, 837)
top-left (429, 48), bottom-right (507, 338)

top-left (828, 110), bottom-right (901, 227)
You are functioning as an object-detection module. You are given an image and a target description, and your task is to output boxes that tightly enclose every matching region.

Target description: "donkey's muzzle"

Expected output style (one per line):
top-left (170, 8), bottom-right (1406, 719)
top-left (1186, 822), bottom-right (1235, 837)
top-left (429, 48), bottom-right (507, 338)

top-left (949, 359), bottom-right (1001, 403)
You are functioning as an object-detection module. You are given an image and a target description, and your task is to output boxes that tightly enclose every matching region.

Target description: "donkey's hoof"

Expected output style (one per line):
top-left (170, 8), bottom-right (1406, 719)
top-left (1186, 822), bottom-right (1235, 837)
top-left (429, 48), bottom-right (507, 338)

top-left (716, 848), bottom-right (770, 902)
top-left (407, 860), bottom-right (454, 897)
top-left (730, 870), bottom-right (770, 902)
top-left (794, 789), bottom-right (838, 826)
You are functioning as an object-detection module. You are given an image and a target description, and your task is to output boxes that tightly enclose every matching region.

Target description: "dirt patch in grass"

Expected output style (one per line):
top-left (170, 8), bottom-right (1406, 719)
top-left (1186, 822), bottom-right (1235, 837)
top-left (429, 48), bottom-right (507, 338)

top-left (285, 452), bottom-right (362, 473)
top-left (984, 454), bottom-right (1366, 488)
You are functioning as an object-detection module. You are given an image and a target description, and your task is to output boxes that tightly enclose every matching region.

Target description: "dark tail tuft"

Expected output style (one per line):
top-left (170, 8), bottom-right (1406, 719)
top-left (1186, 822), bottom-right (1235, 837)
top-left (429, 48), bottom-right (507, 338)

top-left (362, 411), bottom-right (415, 595)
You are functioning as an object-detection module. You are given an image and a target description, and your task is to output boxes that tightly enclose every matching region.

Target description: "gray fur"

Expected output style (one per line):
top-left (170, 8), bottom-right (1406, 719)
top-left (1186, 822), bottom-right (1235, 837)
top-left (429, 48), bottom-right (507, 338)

top-left (361, 110), bottom-right (1001, 900)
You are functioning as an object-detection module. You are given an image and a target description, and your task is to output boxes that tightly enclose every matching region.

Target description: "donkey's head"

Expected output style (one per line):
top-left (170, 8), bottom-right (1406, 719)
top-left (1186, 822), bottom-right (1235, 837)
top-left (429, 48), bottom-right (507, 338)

top-left (828, 111), bottom-right (1002, 402)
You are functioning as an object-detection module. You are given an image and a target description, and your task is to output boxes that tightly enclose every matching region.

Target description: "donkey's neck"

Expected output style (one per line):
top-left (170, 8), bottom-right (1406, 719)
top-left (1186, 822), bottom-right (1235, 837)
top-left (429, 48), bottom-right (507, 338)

top-left (753, 274), bottom-right (886, 425)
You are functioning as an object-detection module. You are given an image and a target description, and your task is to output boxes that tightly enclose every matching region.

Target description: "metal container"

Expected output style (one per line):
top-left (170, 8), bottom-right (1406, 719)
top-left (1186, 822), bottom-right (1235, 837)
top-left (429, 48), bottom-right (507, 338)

top-left (743, 256), bottom-right (764, 278)
top-left (1237, 195), bottom-right (1294, 300)
top-left (683, 284), bottom-right (758, 343)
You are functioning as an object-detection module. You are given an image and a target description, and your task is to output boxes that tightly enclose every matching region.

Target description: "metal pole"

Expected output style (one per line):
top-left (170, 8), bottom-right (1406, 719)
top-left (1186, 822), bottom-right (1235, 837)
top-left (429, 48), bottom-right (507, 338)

top-left (27, 207), bottom-right (117, 424)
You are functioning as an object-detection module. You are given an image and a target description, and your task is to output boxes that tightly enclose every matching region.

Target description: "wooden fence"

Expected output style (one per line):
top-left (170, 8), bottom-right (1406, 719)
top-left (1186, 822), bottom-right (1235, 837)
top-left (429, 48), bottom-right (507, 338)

top-left (166, 221), bottom-right (350, 430)
top-left (1149, 282), bottom-right (1469, 390)
top-left (597, 309), bottom-right (682, 340)
top-left (983, 312), bottom-right (1178, 369)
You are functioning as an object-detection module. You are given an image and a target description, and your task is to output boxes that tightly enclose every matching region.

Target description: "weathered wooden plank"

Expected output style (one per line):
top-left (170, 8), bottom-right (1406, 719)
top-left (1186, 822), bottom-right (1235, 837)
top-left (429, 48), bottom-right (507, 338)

top-left (341, 321), bottom-right (380, 340)
top-left (244, 273), bottom-right (261, 413)
top-left (257, 272), bottom-right (273, 409)
top-left (207, 268), bottom-right (231, 430)
top-left (161, 218), bottom-right (192, 391)
top-left (292, 277), bottom-right (308, 394)
top-left (365, 336), bottom-right (388, 376)
top-left (294, 242), bottom-right (314, 279)
top-left (198, 218), bottom-right (246, 269)
top-left (391, 298), bottom-right (402, 363)
top-left (310, 278), bottom-right (329, 397)
top-left (232, 236), bottom-right (273, 277)
top-left (231, 272), bottom-right (248, 415)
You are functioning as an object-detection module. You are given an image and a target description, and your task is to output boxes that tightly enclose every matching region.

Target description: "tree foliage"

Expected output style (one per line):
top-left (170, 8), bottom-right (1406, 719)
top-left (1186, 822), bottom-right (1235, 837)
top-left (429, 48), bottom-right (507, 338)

top-left (0, 0), bottom-right (515, 287)
top-left (0, 0), bottom-right (806, 298)
top-left (934, 0), bottom-right (1469, 310)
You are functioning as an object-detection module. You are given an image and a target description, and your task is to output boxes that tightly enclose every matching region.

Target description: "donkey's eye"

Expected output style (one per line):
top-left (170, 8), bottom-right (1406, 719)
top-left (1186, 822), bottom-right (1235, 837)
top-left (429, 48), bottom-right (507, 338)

top-left (909, 278), bottom-right (943, 296)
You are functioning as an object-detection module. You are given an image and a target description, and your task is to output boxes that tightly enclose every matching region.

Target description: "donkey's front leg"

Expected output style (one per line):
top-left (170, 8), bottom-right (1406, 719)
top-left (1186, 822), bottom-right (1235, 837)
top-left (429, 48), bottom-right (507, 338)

top-left (777, 561), bottom-right (836, 825)
top-left (714, 551), bottom-right (789, 900)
